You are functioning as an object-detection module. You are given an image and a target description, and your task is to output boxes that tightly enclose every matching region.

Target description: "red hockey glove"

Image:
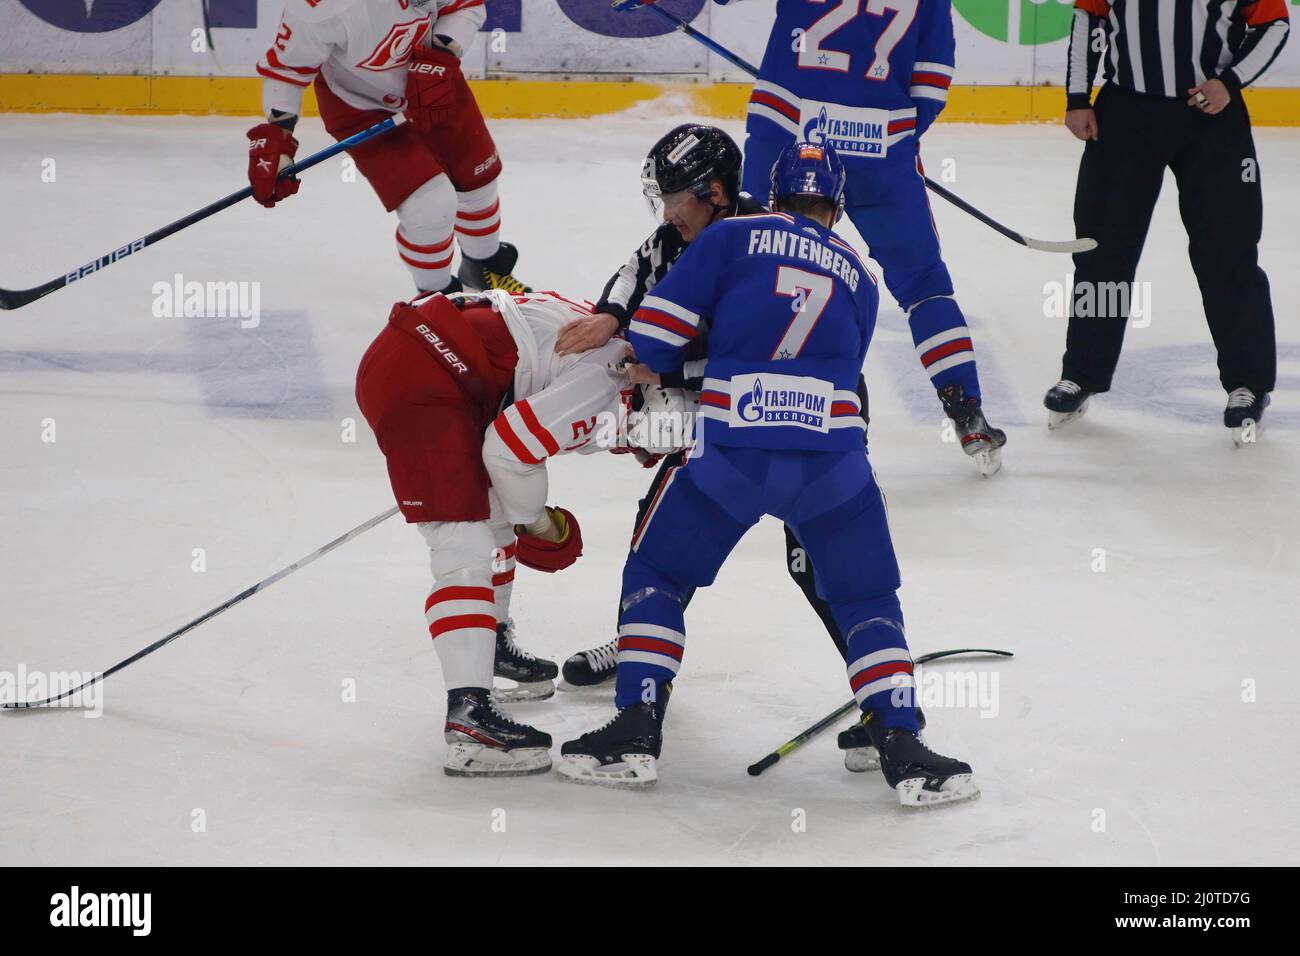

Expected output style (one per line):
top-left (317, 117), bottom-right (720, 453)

top-left (514, 507), bottom-right (583, 573)
top-left (247, 123), bottom-right (300, 208)
top-left (406, 46), bottom-right (462, 133)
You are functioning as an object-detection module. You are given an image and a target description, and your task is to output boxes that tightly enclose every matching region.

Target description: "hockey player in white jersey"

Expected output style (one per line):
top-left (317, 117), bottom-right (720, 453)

top-left (354, 289), bottom-right (626, 775)
top-left (248, 0), bottom-right (530, 294)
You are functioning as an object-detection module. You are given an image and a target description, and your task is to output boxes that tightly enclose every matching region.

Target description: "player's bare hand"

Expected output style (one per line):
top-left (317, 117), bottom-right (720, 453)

top-left (556, 312), bottom-right (620, 355)
top-left (1187, 79), bottom-right (1231, 115)
top-left (626, 363), bottom-right (661, 386)
top-left (1064, 108), bottom-right (1099, 142)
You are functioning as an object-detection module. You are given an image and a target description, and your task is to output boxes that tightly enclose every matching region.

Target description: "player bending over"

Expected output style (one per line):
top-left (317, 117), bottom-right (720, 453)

top-left (248, 0), bottom-right (530, 294)
top-left (720, 0), bottom-right (1006, 475)
top-left (355, 289), bottom-right (625, 775)
top-left (555, 124), bottom-right (907, 775)
top-left (558, 143), bottom-right (978, 807)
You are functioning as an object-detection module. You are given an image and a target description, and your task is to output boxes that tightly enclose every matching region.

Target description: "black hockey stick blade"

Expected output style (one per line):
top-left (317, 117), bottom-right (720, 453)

top-left (0, 116), bottom-right (401, 312)
top-left (745, 647), bottom-right (1014, 776)
top-left (1, 506), bottom-right (399, 710)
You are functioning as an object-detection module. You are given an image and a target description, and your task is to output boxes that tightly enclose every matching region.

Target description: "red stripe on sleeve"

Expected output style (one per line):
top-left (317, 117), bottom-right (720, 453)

top-left (266, 48), bottom-right (321, 75)
top-left (749, 90), bottom-right (801, 122)
top-left (515, 401), bottom-right (560, 457)
top-left (634, 308), bottom-right (697, 339)
top-left (256, 64), bottom-right (313, 88)
top-left (494, 415), bottom-right (541, 465)
top-left (911, 72), bottom-right (952, 89)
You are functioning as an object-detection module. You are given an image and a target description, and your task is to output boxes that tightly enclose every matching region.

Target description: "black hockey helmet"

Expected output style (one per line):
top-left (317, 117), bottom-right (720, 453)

top-left (640, 124), bottom-right (742, 219)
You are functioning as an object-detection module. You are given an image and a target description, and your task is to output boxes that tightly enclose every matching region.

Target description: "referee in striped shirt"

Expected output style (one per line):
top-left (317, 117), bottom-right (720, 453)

top-left (1044, 0), bottom-right (1290, 440)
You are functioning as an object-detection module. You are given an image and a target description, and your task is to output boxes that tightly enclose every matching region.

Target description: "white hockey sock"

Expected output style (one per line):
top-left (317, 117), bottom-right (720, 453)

top-left (420, 521), bottom-right (497, 690)
top-left (455, 180), bottom-right (502, 262)
top-left (395, 173), bottom-right (457, 292)
top-left (490, 522), bottom-right (517, 623)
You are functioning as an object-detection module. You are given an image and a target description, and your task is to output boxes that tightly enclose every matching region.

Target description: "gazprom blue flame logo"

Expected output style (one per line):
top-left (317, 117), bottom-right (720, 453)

top-left (803, 107), bottom-right (830, 144)
top-left (737, 378), bottom-right (766, 423)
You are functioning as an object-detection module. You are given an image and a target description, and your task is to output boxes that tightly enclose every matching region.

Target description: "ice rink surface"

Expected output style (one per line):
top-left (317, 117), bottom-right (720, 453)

top-left (1, 108), bottom-right (1297, 866)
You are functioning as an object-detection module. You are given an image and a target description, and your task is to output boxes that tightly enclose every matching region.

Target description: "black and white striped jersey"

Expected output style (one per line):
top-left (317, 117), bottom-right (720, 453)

top-left (1066, 0), bottom-right (1291, 110)
top-left (594, 194), bottom-right (764, 330)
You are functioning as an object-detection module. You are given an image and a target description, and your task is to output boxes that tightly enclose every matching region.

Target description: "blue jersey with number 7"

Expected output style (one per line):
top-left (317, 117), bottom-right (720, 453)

top-left (747, 0), bottom-right (956, 155)
top-left (628, 210), bottom-right (879, 452)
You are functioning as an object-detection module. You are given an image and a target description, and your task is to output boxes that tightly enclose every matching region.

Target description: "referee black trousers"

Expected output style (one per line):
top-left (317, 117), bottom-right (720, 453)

top-left (1063, 83), bottom-right (1276, 395)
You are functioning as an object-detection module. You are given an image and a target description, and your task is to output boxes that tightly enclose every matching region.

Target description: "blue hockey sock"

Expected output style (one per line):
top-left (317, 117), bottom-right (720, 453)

top-left (614, 581), bottom-right (686, 710)
top-left (843, 614), bottom-right (919, 733)
top-left (908, 295), bottom-right (981, 401)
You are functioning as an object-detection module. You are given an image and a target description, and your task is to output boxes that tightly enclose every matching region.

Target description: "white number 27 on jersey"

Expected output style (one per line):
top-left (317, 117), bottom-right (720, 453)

top-left (798, 0), bottom-right (920, 81)
top-left (771, 267), bottom-right (834, 360)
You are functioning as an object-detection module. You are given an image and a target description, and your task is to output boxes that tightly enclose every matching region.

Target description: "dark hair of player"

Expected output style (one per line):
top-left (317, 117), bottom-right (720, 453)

top-left (775, 194), bottom-right (838, 220)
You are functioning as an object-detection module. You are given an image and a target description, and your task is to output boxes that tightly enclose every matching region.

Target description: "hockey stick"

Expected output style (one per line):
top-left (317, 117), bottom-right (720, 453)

top-left (0, 115), bottom-right (403, 312)
top-left (624, 1), bottom-right (1097, 254)
top-left (745, 647), bottom-right (1014, 776)
top-left (1, 506), bottom-right (400, 709)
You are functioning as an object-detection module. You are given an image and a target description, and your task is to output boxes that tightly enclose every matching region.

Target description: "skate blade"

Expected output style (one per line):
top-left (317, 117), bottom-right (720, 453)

top-left (555, 753), bottom-right (657, 790)
top-left (491, 680), bottom-right (556, 703)
top-left (444, 743), bottom-right (552, 777)
top-left (896, 773), bottom-right (980, 809)
top-left (843, 746), bottom-right (880, 773)
top-left (1231, 420), bottom-right (1263, 448)
top-left (970, 445), bottom-right (1003, 478)
top-left (557, 678), bottom-right (614, 693)
top-left (1047, 398), bottom-right (1089, 431)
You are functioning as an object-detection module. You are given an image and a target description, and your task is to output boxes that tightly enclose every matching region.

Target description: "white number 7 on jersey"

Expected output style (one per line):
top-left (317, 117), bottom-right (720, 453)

top-left (864, 0), bottom-right (919, 81)
top-left (771, 266), bottom-right (834, 360)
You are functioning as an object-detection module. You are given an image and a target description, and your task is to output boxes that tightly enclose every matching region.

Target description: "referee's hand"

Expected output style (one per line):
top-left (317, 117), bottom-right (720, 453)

top-left (1065, 108), bottom-right (1099, 142)
top-left (556, 312), bottom-right (620, 355)
top-left (1187, 79), bottom-right (1231, 115)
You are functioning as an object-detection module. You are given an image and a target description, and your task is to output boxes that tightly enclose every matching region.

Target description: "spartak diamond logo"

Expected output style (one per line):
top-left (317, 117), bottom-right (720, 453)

top-left (356, 17), bottom-right (431, 71)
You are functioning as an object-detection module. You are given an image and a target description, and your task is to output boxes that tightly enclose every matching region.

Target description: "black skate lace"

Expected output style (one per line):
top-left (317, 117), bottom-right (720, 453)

top-left (499, 619), bottom-right (536, 661)
top-left (584, 707), bottom-right (626, 738)
top-left (1226, 387), bottom-right (1256, 409)
top-left (891, 728), bottom-right (945, 762)
top-left (585, 639), bottom-right (619, 672)
top-left (1054, 379), bottom-right (1082, 395)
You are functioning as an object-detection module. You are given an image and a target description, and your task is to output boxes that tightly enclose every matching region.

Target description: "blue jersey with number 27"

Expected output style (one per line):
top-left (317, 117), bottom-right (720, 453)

top-left (747, 0), bottom-right (956, 153)
top-left (629, 211), bottom-right (879, 452)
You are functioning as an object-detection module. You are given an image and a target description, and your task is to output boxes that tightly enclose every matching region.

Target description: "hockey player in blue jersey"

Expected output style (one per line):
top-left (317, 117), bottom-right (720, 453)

top-left (714, 0), bottom-right (1007, 476)
top-left (556, 142), bottom-right (978, 808)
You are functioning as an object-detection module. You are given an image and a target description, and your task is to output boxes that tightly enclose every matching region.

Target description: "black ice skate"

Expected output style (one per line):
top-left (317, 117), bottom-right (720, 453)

top-left (458, 241), bottom-right (532, 294)
top-left (493, 619), bottom-right (558, 703)
top-left (838, 707), bottom-right (927, 773)
top-left (938, 384), bottom-right (1007, 477)
top-left (556, 685), bottom-right (671, 790)
top-left (1043, 379), bottom-right (1092, 430)
top-left (559, 637), bottom-right (618, 690)
top-left (1224, 388), bottom-right (1270, 447)
top-left (443, 687), bottom-right (552, 777)
top-left (866, 717), bottom-right (978, 808)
